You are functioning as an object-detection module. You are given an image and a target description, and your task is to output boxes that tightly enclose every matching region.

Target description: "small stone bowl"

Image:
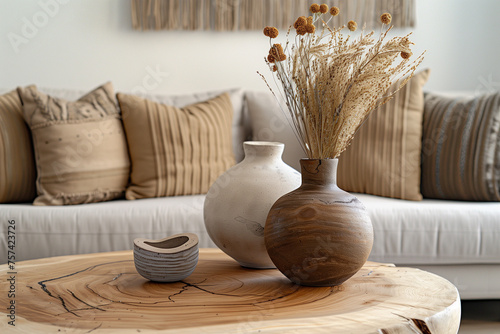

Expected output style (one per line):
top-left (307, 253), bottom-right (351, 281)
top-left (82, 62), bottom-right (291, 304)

top-left (133, 233), bottom-right (199, 282)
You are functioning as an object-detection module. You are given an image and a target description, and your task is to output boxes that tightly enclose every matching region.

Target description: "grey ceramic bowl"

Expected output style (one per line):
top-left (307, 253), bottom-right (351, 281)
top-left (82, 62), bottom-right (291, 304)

top-left (133, 233), bottom-right (199, 282)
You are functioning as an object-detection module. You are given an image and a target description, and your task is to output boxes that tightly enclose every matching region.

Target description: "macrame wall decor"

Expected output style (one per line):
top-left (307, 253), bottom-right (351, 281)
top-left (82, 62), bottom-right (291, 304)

top-left (131, 0), bottom-right (416, 31)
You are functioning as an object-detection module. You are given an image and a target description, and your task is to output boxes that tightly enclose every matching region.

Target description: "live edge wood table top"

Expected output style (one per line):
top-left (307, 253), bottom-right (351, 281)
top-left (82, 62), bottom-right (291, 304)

top-left (0, 249), bottom-right (460, 333)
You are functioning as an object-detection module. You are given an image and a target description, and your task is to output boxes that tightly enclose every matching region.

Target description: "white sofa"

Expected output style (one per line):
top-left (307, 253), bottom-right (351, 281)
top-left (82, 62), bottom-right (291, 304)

top-left (1, 87), bottom-right (499, 300)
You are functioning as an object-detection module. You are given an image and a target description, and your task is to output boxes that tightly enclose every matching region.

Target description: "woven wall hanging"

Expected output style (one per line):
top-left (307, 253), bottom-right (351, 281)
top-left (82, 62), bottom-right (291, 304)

top-left (131, 0), bottom-right (416, 31)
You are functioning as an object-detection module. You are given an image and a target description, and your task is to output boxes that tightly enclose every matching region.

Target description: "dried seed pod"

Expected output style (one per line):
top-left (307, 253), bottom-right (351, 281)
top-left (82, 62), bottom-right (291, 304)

top-left (330, 6), bottom-right (340, 16)
top-left (306, 24), bottom-right (316, 34)
top-left (348, 20), bottom-right (357, 31)
top-left (401, 51), bottom-right (412, 59)
top-left (294, 16), bottom-right (307, 28)
top-left (310, 4), bottom-right (320, 13)
top-left (296, 25), bottom-right (307, 35)
top-left (380, 13), bottom-right (392, 25)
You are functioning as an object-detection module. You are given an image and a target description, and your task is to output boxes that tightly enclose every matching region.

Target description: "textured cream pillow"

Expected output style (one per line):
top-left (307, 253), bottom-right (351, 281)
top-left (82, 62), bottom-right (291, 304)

top-left (421, 92), bottom-right (500, 201)
top-left (0, 90), bottom-right (37, 203)
top-left (117, 92), bottom-right (235, 199)
top-left (18, 83), bottom-right (130, 205)
top-left (337, 69), bottom-right (431, 201)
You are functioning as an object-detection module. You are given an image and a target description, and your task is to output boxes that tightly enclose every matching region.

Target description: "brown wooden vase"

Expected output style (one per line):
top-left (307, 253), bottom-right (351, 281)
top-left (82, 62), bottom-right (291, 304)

top-left (265, 158), bottom-right (373, 286)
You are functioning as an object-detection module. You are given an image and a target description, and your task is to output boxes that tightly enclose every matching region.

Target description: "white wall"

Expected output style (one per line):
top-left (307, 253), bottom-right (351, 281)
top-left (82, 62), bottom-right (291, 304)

top-left (1, 0), bottom-right (499, 95)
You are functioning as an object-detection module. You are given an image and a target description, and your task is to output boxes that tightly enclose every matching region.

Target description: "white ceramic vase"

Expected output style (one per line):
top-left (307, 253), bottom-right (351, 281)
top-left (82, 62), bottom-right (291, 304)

top-left (204, 141), bottom-right (301, 268)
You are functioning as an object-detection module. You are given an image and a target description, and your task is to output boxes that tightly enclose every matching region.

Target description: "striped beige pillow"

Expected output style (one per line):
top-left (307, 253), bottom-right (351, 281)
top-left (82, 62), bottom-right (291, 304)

top-left (421, 92), bottom-right (500, 201)
top-left (18, 83), bottom-right (130, 205)
top-left (0, 90), bottom-right (36, 203)
top-left (117, 92), bottom-right (235, 199)
top-left (337, 69), bottom-right (431, 201)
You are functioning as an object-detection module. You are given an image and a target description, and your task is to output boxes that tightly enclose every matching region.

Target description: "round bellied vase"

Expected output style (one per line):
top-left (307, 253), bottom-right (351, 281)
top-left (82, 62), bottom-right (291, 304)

top-left (265, 158), bottom-right (373, 286)
top-left (204, 141), bottom-right (301, 268)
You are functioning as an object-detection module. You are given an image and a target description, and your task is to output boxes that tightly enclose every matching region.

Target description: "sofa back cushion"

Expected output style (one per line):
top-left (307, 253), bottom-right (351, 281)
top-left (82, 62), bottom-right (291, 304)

top-left (421, 92), bottom-right (500, 201)
top-left (117, 92), bottom-right (235, 199)
top-left (0, 90), bottom-right (37, 203)
top-left (245, 91), bottom-right (305, 170)
top-left (17, 83), bottom-right (130, 205)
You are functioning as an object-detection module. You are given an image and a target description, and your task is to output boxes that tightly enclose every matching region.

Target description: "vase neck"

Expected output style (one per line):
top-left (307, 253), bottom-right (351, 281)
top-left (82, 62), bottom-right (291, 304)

top-left (243, 141), bottom-right (284, 163)
top-left (300, 159), bottom-right (338, 186)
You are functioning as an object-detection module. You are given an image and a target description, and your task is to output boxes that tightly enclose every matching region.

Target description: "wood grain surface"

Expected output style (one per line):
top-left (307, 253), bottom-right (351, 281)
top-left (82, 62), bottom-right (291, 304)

top-left (0, 249), bottom-right (460, 333)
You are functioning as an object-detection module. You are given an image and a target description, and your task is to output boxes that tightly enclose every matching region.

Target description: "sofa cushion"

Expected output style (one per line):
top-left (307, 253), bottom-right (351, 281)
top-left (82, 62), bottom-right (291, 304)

top-left (357, 193), bottom-right (500, 265)
top-left (245, 91), bottom-right (305, 170)
top-left (0, 90), bottom-right (37, 203)
top-left (133, 88), bottom-right (247, 162)
top-left (421, 92), bottom-right (500, 201)
top-left (337, 69), bottom-right (431, 201)
top-left (17, 83), bottom-right (130, 205)
top-left (117, 92), bottom-right (235, 199)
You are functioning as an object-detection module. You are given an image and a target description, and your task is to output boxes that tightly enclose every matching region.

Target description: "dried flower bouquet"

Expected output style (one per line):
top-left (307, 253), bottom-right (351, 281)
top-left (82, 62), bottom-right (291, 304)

top-left (261, 4), bottom-right (424, 159)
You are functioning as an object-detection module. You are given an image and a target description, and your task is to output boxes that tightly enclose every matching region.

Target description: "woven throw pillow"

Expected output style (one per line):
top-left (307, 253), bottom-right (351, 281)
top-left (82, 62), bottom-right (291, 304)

top-left (421, 92), bottom-right (500, 201)
top-left (17, 82), bottom-right (130, 205)
top-left (117, 92), bottom-right (235, 199)
top-left (337, 69), bottom-right (431, 201)
top-left (0, 90), bottom-right (36, 203)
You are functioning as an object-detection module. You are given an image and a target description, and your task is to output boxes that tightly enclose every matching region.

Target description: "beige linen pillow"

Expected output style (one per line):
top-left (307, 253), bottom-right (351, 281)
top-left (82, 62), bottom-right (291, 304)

top-left (117, 92), bottom-right (235, 199)
top-left (337, 69), bottom-right (431, 201)
top-left (134, 88), bottom-right (247, 162)
top-left (421, 92), bottom-right (500, 201)
top-left (18, 83), bottom-right (130, 205)
top-left (0, 90), bottom-right (36, 203)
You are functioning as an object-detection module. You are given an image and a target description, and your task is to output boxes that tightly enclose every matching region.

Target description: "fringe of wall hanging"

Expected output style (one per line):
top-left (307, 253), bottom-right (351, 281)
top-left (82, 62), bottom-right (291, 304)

top-left (131, 0), bottom-right (415, 31)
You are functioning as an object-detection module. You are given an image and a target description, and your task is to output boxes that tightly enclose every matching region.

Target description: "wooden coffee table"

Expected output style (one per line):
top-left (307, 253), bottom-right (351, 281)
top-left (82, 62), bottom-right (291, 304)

top-left (0, 249), bottom-right (460, 333)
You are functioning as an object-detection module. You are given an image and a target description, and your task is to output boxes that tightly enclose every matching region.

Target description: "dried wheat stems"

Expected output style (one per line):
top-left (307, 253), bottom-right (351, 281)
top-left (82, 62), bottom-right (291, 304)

top-left (261, 4), bottom-right (424, 159)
